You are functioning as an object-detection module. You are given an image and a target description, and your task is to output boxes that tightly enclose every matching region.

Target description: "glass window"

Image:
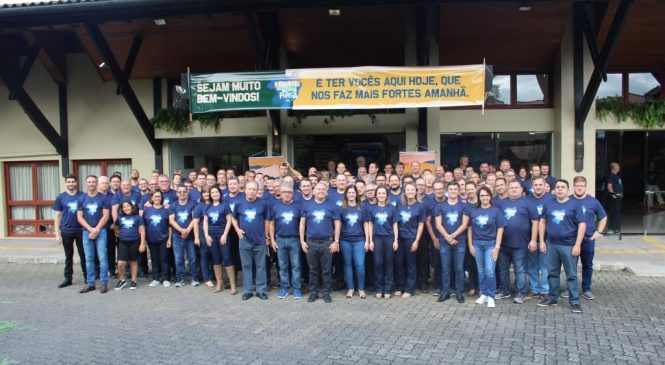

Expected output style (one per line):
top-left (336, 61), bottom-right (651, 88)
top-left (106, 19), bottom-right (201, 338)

top-left (596, 73), bottom-right (623, 100)
top-left (516, 74), bottom-right (548, 104)
top-left (486, 75), bottom-right (511, 105)
top-left (629, 73), bottom-right (662, 103)
top-left (74, 159), bottom-right (131, 182)
top-left (5, 161), bottom-right (58, 237)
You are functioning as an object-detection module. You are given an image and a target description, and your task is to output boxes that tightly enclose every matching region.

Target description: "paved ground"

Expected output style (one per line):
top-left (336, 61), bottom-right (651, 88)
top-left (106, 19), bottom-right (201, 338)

top-left (1, 264), bottom-right (665, 365)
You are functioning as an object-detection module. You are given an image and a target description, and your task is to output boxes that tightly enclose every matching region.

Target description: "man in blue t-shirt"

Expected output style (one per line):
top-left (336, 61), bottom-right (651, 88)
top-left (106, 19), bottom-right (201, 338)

top-left (494, 180), bottom-right (539, 303)
top-left (300, 182), bottom-right (341, 303)
top-left (525, 176), bottom-right (555, 299)
top-left (232, 180), bottom-right (270, 300)
top-left (269, 183), bottom-right (302, 299)
top-left (168, 186), bottom-right (198, 287)
top-left (572, 176), bottom-right (607, 300)
top-left (606, 162), bottom-right (623, 234)
top-left (537, 179), bottom-right (586, 313)
top-left (53, 174), bottom-right (85, 288)
top-left (76, 175), bottom-right (111, 294)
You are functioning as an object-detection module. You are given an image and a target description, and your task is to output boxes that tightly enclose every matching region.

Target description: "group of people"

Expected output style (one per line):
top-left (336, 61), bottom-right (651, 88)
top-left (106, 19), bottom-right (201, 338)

top-left (53, 155), bottom-right (618, 313)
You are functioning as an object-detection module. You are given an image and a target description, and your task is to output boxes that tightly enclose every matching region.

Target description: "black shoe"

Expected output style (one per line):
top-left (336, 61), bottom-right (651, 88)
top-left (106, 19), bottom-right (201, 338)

top-left (79, 285), bottom-right (95, 293)
top-left (537, 298), bottom-right (558, 307)
top-left (323, 294), bottom-right (332, 303)
top-left (129, 281), bottom-right (137, 290)
top-left (270, 283), bottom-right (280, 289)
top-left (115, 279), bottom-right (127, 291)
top-left (456, 293), bottom-right (465, 303)
top-left (437, 293), bottom-right (451, 302)
top-left (419, 285), bottom-right (429, 294)
top-left (242, 293), bottom-right (253, 300)
top-left (111, 272), bottom-right (118, 279)
top-left (58, 280), bottom-right (72, 288)
top-left (307, 293), bottom-right (318, 302)
top-left (571, 304), bottom-right (583, 313)
top-left (224, 283), bottom-right (231, 289)
top-left (257, 292), bottom-right (268, 300)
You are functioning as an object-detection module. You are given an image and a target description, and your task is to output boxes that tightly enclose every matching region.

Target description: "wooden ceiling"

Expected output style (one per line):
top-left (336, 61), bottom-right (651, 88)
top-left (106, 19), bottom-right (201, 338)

top-left (607, 0), bottom-right (665, 71)
top-left (439, 2), bottom-right (571, 73)
top-left (279, 7), bottom-right (406, 68)
top-left (1, 2), bottom-right (664, 84)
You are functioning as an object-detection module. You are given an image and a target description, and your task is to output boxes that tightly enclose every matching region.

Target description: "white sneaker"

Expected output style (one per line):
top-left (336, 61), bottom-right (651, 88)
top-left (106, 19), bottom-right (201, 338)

top-left (149, 280), bottom-right (160, 287)
top-left (191, 280), bottom-right (200, 287)
top-left (174, 281), bottom-right (185, 288)
top-left (487, 298), bottom-right (496, 308)
top-left (162, 280), bottom-right (171, 288)
top-left (475, 295), bottom-right (488, 304)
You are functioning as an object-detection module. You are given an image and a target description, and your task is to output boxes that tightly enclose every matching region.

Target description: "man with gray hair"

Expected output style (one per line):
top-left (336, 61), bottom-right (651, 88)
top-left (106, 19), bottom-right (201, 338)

top-left (269, 181), bottom-right (302, 299)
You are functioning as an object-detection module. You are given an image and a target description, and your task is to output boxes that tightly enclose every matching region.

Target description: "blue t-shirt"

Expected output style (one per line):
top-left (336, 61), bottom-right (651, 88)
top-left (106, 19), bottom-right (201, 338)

top-left (206, 202), bottom-right (231, 236)
top-left (117, 214), bottom-right (143, 241)
top-left (111, 190), bottom-right (141, 208)
top-left (233, 197), bottom-right (269, 245)
top-left (188, 188), bottom-right (202, 204)
top-left (396, 201), bottom-right (426, 240)
top-left (572, 195), bottom-right (607, 239)
top-left (328, 189), bottom-right (345, 208)
top-left (522, 180), bottom-right (534, 195)
top-left (225, 192), bottom-right (245, 215)
top-left (338, 205), bottom-right (366, 242)
top-left (301, 199), bottom-right (340, 240)
top-left (53, 191), bottom-right (84, 233)
top-left (494, 197), bottom-right (537, 249)
top-left (77, 193), bottom-right (111, 229)
top-left (468, 205), bottom-right (506, 242)
top-left (388, 191), bottom-right (402, 207)
top-left (169, 200), bottom-right (196, 230)
top-left (526, 193), bottom-right (556, 219)
top-left (544, 175), bottom-right (557, 191)
top-left (192, 202), bottom-right (210, 240)
top-left (542, 198), bottom-right (585, 246)
top-left (143, 206), bottom-right (170, 243)
top-left (365, 203), bottom-right (398, 237)
top-left (422, 194), bottom-right (443, 217)
top-left (608, 173), bottom-right (624, 195)
top-left (269, 200), bottom-right (301, 238)
top-left (434, 199), bottom-right (468, 241)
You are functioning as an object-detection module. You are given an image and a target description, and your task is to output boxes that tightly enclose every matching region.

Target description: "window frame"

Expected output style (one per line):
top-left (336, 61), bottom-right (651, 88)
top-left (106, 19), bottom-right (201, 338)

top-left (3, 161), bottom-right (59, 238)
top-left (73, 159), bottom-right (132, 181)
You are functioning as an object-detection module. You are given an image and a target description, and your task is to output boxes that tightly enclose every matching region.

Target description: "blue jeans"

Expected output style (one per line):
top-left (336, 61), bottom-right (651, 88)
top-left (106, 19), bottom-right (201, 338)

top-left (394, 237), bottom-right (417, 295)
top-left (239, 238), bottom-right (267, 294)
top-left (526, 248), bottom-right (549, 295)
top-left (473, 240), bottom-right (497, 299)
top-left (440, 240), bottom-right (466, 295)
top-left (373, 235), bottom-right (394, 294)
top-left (580, 239), bottom-right (595, 292)
top-left (340, 239), bottom-right (366, 291)
top-left (546, 244), bottom-right (581, 305)
top-left (83, 229), bottom-right (108, 285)
top-left (199, 238), bottom-right (212, 282)
top-left (498, 246), bottom-right (527, 297)
top-left (172, 234), bottom-right (197, 282)
top-left (276, 236), bottom-right (301, 291)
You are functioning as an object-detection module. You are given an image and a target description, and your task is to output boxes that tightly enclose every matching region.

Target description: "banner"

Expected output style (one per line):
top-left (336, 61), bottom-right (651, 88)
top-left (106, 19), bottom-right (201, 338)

top-left (399, 151), bottom-right (436, 175)
top-left (248, 156), bottom-right (286, 177)
top-left (189, 65), bottom-right (490, 113)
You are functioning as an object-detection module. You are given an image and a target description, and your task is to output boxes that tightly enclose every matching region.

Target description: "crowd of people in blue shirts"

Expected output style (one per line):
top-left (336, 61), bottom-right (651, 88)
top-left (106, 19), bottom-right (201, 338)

top-left (52, 155), bottom-right (620, 313)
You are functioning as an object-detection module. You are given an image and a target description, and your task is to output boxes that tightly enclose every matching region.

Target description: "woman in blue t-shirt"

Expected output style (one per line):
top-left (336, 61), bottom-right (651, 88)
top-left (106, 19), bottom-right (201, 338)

top-left (394, 183), bottom-right (426, 299)
top-left (338, 185), bottom-right (369, 299)
top-left (203, 186), bottom-right (235, 294)
top-left (367, 186), bottom-right (399, 299)
top-left (141, 190), bottom-right (172, 287)
top-left (193, 186), bottom-right (212, 287)
top-left (468, 186), bottom-right (506, 308)
top-left (115, 201), bottom-right (146, 290)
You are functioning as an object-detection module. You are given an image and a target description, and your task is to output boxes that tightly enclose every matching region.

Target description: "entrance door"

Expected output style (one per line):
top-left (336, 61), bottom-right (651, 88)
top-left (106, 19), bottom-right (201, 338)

top-left (596, 131), bottom-right (665, 234)
top-left (292, 133), bottom-right (404, 172)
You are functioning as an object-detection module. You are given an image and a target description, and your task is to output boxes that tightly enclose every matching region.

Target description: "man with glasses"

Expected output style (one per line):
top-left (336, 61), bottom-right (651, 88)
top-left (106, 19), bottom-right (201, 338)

top-left (572, 176), bottom-right (607, 300)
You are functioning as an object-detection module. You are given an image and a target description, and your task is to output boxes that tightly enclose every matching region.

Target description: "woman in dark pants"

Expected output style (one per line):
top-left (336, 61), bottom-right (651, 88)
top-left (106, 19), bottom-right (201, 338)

top-left (464, 181), bottom-right (480, 296)
top-left (140, 190), bottom-right (171, 287)
top-left (367, 187), bottom-right (399, 299)
top-left (393, 183), bottom-right (426, 299)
